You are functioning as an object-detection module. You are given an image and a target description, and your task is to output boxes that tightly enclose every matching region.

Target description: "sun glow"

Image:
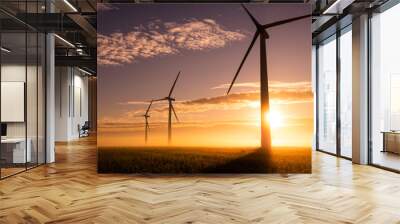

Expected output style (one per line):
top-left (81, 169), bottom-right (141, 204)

top-left (248, 101), bottom-right (260, 108)
top-left (266, 111), bottom-right (284, 128)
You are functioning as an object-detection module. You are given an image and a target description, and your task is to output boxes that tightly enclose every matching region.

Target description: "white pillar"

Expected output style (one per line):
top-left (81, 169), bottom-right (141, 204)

top-left (46, 32), bottom-right (55, 163)
top-left (55, 67), bottom-right (73, 141)
top-left (312, 45), bottom-right (317, 151)
top-left (352, 14), bottom-right (369, 164)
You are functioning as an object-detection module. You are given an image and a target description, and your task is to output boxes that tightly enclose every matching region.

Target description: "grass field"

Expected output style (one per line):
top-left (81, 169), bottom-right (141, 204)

top-left (98, 146), bottom-right (311, 173)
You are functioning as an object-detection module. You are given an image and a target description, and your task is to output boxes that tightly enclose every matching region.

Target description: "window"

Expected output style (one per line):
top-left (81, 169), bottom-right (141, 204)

top-left (339, 27), bottom-right (352, 158)
top-left (370, 2), bottom-right (400, 171)
top-left (316, 24), bottom-right (353, 159)
top-left (317, 35), bottom-right (337, 154)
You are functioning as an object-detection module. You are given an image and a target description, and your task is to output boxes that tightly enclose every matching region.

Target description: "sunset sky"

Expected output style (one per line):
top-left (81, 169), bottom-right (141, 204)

top-left (97, 3), bottom-right (313, 147)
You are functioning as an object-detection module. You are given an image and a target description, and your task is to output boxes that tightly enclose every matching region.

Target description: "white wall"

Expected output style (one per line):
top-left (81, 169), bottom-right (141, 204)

top-left (55, 66), bottom-right (70, 141)
top-left (1, 65), bottom-right (37, 138)
top-left (55, 67), bottom-right (89, 141)
top-left (1, 63), bottom-right (46, 164)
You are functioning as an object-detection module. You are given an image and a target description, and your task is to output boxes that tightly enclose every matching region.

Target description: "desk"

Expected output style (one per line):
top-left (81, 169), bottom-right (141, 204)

top-left (382, 131), bottom-right (400, 154)
top-left (1, 138), bottom-right (31, 163)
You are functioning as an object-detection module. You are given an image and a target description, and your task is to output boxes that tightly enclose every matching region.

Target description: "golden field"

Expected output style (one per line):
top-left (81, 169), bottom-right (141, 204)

top-left (98, 146), bottom-right (311, 173)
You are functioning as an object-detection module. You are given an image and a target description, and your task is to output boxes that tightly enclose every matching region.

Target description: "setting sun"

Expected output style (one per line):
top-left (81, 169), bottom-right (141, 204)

top-left (266, 111), bottom-right (284, 128)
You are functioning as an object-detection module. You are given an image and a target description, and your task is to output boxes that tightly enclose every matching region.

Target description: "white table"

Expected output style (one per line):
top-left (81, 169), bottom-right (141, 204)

top-left (1, 138), bottom-right (31, 163)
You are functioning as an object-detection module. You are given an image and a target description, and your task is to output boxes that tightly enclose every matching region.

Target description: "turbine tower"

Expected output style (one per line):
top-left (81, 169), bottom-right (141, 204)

top-left (227, 4), bottom-right (311, 151)
top-left (142, 100), bottom-right (153, 144)
top-left (155, 71), bottom-right (181, 144)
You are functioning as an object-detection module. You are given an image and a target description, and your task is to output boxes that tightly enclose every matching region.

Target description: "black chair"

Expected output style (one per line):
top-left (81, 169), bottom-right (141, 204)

top-left (79, 121), bottom-right (90, 138)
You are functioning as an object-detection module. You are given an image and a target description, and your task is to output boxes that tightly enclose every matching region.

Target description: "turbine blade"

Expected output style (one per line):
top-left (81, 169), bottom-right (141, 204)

top-left (241, 4), bottom-right (261, 27)
top-left (263, 14), bottom-right (311, 29)
top-left (153, 97), bottom-right (167, 102)
top-left (168, 71), bottom-right (181, 97)
top-left (227, 31), bottom-right (259, 95)
top-left (171, 104), bottom-right (179, 122)
top-left (145, 100), bottom-right (153, 115)
top-left (146, 122), bottom-right (150, 133)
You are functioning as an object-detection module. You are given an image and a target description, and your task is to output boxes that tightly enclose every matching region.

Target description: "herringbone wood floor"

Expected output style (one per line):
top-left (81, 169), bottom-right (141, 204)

top-left (1, 137), bottom-right (400, 224)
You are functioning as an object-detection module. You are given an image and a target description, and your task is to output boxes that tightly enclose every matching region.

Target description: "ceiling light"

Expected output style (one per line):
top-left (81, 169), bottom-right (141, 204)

top-left (76, 48), bottom-right (85, 55)
top-left (323, 0), bottom-right (354, 14)
top-left (54, 34), bottom-right (75, 48)
top-left (1, 47), bottom-right (11, 53)
top-left (63, 0), bottom-right (78, 12)
top-left (78, 67), bottom-right (93, 76)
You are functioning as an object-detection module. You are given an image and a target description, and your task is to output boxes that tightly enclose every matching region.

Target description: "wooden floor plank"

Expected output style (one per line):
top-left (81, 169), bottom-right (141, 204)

top-left (0, 136), bottom-right (400, 223)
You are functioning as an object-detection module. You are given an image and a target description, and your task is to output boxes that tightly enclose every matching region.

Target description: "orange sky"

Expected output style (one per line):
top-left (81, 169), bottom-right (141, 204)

top-left (97, 4), bottom-right (313, 148)
top-left (98, 81), bottom-right (313, 147)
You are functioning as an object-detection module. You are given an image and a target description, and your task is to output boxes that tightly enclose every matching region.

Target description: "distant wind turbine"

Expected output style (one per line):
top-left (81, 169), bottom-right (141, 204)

top-left (227, 4), bottom-right (311, 151)
top-left (142, 100), bottom-right (154, 144)
top-left (155, 71), bottom-right (181, 144)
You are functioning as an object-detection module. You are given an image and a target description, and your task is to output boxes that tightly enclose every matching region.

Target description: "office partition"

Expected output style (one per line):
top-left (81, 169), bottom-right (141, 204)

top-left (0, 1), bottom-right (47, 179)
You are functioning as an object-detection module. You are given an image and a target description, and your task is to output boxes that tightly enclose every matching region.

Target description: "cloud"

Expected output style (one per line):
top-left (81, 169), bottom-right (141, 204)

top-left (118, 100), bottom-right (154, 106)
top-left (179, 88), bottom-right (313, 110)
top-left (98, 120), bottom-right (257, 130)
top-left (116, 81), bottom-right (313, 122)
top-left (97, 3), bottom-right (118, 11)
top-left (211, 82), bottom-right (259, 90)
top-left (98, 19), bottom-right (245, 66)
top-left (211, 81), bottom-right (311, 90)
top-left (120, 81), bottom-right (312, 106)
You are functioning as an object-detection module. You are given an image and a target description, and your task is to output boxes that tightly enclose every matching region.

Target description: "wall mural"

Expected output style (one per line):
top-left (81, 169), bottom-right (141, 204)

top-left (97, 3), bottom-right (313, 173)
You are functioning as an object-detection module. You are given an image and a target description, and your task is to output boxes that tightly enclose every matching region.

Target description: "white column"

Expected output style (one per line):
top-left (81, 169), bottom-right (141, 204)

top-left (46, 33), bottom-right (55, 163)
top-left (352, 14), bottom-right (369, 164)
top-left (312, 45), bottom-right (317, 151)
top-left (55, 67), bottom-right (73, 141)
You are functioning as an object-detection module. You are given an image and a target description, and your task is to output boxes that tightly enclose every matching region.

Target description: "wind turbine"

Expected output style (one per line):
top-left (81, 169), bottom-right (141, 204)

top-left (142, 100), bottom-right (153, 144)
top-left (227, 4), bottom-right (311, 151)
top-left (155, 71), bottom-right (181, 144)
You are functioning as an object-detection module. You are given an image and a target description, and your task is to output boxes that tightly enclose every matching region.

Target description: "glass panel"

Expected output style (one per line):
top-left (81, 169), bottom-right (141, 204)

top-left (38, 32), bottom-right (45, 165)
top-left (339, 28), bottom-right (352, 158)
top-left (371, 4), bottom-right (400, 171)
top-left (1, 31), bottom-right (27, 177)
top-left (318, 36), bottom-right (337, 154)
top-left (26, 0), bottom-right (39, 169)
top-left (27, 31), bottom-right (38, 169)
top-left (0, 1), bottom-right (46, 178)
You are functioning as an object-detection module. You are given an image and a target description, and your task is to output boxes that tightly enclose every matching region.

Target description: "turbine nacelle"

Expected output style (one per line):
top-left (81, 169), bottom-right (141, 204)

top-left (166, 97), bottom-right (175, 102)
top-left (259, 29), bottom-right (269, 39)
top-left (143, 100), bottom-right (154, 144)
top-left (226, 4), bottom-right (311, 95)
top-left (155, 96), bottom-right (176, 102)
top-left (163, 71), bottom-right (182, 144)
